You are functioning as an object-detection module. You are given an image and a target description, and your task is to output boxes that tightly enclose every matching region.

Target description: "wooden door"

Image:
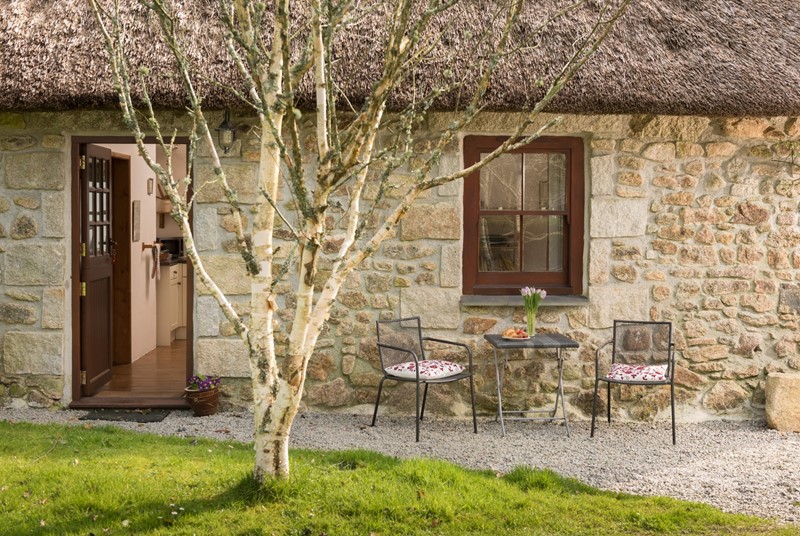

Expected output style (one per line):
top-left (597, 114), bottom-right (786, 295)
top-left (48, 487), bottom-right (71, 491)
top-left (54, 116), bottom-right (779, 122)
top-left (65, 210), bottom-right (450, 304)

top-left (80, 144), bottom-right (115, 396)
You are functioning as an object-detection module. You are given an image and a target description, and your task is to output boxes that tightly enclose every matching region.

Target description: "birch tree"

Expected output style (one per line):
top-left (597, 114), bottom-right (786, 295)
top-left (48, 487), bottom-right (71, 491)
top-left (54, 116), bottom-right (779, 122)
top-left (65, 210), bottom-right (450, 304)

top-left (89, 0), bottom-right (629, 481)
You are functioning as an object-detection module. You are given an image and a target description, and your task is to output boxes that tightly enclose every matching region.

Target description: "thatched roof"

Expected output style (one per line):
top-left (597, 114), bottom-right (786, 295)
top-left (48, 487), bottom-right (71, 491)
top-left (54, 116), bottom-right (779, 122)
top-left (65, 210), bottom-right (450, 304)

top-left (1, 0), bottom-right (799, 116)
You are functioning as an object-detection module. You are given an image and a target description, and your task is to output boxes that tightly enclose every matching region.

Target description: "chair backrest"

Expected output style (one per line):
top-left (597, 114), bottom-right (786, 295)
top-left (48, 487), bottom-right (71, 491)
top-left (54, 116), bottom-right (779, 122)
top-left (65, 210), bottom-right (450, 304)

top-left (612, 320), bottom-right (673, 372)
top-left (376, 317), bottom-right (425, 369)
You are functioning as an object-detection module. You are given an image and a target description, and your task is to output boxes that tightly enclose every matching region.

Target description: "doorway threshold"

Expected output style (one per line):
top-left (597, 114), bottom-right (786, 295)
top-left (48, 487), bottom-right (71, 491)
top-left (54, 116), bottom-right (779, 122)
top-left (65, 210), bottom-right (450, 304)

top-left (70, 397), bottom-right (190, 410)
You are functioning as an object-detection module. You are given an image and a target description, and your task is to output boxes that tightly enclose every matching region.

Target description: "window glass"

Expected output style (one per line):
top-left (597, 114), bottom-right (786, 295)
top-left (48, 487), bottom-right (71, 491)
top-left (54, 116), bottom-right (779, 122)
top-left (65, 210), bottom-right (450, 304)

top-left (524, 153), bottom-right (565, 211)
top-left (478, 215), bottom-right (519, 272)
top-left (522, 216), bottom-right (563, 272)
top-left (479, 153), bottom-right (521, 210)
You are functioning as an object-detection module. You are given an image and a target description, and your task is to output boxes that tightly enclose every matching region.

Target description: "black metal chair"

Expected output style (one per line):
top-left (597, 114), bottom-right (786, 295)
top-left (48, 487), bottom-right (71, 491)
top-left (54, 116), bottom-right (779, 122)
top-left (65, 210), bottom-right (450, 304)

top-left (591, 320), bottom-right (677, 444)
top-left (371, 316), bottom-right (477, 442)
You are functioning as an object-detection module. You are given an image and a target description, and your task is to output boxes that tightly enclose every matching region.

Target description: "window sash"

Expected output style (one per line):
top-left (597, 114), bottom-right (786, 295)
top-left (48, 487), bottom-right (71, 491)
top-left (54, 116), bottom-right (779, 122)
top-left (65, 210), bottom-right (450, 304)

top-left (462, 136), bottom-right (584, 295)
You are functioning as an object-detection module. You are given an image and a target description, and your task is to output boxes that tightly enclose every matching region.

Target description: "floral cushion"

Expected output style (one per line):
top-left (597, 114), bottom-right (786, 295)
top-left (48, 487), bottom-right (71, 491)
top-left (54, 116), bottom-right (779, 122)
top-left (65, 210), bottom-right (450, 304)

top-left (385, 360), bottom-right (464, 380)
top-left (607, 363), bottom-right (668, 382)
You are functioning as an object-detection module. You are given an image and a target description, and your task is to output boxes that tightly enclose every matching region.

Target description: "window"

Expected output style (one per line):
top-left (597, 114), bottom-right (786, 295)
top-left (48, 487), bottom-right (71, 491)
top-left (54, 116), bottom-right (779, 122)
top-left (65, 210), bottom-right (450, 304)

top-left (462, 135), bottom-right (584, 295)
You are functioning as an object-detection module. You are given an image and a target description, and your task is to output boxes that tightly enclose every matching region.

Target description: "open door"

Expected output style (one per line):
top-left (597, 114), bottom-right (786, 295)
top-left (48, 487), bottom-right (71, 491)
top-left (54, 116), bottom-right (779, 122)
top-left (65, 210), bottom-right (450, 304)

top-left (79, 144), bottom-right (116, 395)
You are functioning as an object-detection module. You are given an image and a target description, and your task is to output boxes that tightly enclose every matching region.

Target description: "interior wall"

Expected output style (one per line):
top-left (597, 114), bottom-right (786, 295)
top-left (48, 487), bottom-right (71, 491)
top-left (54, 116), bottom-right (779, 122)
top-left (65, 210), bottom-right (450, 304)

top-left (100, 144), bottom-right (158, 362)
top-left (156, 145), bottom-right (188, 239)
top-left (157, 213), bottom-right (183, 238)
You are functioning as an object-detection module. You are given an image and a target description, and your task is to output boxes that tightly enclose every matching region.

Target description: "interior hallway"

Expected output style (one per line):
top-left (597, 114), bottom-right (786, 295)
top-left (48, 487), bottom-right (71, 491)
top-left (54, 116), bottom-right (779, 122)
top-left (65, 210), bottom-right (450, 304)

top-left (71, 340), bottom-right (189, 409)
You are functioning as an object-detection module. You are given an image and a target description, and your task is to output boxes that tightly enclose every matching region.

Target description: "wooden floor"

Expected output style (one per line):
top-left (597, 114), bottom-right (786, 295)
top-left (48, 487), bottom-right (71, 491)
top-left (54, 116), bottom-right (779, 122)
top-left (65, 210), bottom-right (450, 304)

top-left (71, 340), bottom-right (190, 409)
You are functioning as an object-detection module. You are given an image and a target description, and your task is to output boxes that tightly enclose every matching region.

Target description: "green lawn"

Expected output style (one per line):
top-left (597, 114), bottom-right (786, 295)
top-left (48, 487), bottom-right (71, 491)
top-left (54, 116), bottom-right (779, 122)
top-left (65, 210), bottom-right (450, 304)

top-left (0, 421), bottom-right (792, 535)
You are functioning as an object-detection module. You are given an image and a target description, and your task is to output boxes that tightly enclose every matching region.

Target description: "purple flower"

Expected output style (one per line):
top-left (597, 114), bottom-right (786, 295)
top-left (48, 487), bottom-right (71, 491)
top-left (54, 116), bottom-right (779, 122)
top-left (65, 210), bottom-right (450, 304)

top-left (187, 374), bottom-right (221, 391)
top-left (520, 286), bottom-right (546, 313)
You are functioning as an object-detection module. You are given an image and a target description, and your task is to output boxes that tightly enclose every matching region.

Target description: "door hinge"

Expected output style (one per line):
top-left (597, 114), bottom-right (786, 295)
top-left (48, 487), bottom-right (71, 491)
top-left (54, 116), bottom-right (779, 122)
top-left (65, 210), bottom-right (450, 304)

top-left (80, 155), bottom-right (86, 170)
top-left (80, 371), bottom-right (87, 385)
top-left (80, 282), bottom-right (87, 297)
top-left (81, 242), bottom-right (86, 257)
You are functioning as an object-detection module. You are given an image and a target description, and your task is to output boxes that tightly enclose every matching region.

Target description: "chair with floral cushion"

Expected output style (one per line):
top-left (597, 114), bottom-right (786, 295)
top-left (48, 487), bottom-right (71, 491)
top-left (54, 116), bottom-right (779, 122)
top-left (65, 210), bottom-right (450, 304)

top-left (371, 316), bottom-right (477, 442)
top-left (591, 320), bottom-right (677, 444)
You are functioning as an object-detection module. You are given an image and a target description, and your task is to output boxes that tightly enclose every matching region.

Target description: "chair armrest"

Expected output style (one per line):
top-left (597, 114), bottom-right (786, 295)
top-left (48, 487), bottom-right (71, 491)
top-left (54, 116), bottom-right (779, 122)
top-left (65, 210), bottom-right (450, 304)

top-left (421, 337), bottom-right (474, 370)
top-left (595, 340), bottom-right (612, 379)
top-left (376, 343), bottom-right (419, 370)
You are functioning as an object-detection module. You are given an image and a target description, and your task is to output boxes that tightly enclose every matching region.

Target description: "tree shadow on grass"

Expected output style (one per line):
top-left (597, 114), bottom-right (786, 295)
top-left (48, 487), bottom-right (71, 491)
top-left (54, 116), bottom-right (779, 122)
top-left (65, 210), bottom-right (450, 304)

top-left (31, 448), bottom-right (404, 536)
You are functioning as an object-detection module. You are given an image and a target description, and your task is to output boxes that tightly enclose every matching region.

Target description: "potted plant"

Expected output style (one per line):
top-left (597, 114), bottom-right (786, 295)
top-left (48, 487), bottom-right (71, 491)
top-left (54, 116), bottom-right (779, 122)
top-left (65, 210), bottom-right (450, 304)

top-left (185, 374), bottom-right (221, 416)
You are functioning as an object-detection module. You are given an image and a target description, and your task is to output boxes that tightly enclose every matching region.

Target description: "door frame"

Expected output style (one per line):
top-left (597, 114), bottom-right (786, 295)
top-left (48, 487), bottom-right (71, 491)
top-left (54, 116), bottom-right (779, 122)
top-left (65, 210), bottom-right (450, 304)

top-left (70, 136), bottom-right (194, 404)
top-left (111, 152), bottom-right (132, 366)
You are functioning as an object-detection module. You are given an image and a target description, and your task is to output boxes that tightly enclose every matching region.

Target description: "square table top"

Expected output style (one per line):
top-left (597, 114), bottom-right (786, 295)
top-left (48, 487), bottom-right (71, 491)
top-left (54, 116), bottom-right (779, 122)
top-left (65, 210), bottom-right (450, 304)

top-left (484, 332), bottom-right (579, 350)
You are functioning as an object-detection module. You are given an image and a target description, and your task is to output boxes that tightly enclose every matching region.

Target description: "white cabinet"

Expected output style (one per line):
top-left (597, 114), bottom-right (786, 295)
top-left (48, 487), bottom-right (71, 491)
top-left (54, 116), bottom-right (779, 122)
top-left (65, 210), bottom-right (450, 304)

top-left (156, 263), bottom-right (187, 346)
top-left (176, 263), bottom-right (188, 341)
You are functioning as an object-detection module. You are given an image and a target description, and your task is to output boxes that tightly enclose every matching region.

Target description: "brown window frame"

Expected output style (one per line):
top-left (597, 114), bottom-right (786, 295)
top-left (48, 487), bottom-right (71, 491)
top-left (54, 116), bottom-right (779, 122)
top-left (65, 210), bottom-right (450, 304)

top-left (462, 135), bottom-right (585, 296)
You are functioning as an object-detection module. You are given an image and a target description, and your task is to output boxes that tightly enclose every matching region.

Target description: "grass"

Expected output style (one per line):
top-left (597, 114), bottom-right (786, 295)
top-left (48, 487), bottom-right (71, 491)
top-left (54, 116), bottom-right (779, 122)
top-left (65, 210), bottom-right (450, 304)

top-left (0, 421), bottom-right (793, 535)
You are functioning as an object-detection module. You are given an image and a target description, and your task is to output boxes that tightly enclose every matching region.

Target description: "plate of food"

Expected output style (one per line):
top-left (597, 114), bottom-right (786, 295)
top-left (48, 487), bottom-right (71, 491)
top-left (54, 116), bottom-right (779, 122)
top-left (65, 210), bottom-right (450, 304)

top-left (501, 327), bottom-right (529, 340)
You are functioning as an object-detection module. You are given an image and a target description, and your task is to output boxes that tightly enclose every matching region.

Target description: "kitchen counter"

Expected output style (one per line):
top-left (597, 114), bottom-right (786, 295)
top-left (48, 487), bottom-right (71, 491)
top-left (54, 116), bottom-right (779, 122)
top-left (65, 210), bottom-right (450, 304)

top-left (160, 256), bottom-right (188, 266)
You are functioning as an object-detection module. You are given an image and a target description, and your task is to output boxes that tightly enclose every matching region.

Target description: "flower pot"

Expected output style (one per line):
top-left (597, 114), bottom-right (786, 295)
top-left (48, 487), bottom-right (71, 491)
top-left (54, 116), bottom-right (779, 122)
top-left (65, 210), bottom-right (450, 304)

top-left (185, 387), bottom-right (219, 416)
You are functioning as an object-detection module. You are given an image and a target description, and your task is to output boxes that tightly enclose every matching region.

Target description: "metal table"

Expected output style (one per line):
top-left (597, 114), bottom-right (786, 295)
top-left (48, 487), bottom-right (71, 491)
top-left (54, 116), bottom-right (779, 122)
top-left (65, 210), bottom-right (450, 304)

top-left (484, 333), bottom-right (579, 437)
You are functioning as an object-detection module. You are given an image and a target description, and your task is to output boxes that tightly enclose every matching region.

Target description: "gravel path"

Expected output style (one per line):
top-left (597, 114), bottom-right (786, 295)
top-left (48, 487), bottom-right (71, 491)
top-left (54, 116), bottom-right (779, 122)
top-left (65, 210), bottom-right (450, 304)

top-left (3, 407), bottom-right (799, 525)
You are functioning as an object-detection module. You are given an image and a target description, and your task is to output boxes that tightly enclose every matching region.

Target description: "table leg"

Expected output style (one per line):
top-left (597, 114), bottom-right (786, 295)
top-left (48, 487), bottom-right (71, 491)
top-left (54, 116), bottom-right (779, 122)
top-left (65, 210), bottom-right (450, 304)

top-left (557, 347), bottom-right (571, 437)
top-left (492, 346), bottom-right (506, 436)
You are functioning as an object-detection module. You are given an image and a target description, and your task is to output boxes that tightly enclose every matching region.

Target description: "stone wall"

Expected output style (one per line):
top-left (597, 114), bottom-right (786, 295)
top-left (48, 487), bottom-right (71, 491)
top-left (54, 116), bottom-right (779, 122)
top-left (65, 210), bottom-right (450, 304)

top-left (196, 112), bottom-right (800, 423)
top-left (0, 115), bottom-right (69, 407)
top-left (2, 110), bottom-right (799, 424)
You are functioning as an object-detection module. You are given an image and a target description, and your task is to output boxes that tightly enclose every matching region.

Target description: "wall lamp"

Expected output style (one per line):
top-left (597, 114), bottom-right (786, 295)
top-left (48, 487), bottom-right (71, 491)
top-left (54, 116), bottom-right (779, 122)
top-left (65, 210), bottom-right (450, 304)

top-left (215, 110), bottom-right (237, 154)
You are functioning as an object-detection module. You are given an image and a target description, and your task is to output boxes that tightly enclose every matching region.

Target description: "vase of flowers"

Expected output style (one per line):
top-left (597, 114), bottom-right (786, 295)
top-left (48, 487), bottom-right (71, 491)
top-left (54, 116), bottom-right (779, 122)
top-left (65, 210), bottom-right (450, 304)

top-left (184, 374), bottom-right (221, 416)
top-left (521, 286), bottom-right (546, 337)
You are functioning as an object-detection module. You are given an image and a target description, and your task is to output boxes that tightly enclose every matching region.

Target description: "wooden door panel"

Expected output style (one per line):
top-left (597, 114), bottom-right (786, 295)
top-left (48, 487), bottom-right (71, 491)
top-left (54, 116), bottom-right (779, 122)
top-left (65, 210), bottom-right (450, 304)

top-left (81, 144), bottom-right (115, 396)
top-left (83, 275), bottom-right (113, 391)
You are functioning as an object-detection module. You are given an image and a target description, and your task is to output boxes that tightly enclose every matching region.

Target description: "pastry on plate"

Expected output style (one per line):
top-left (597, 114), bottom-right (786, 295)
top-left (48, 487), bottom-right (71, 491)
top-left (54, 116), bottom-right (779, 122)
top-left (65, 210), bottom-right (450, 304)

top-left (502, 327), bottom-right (528, 338)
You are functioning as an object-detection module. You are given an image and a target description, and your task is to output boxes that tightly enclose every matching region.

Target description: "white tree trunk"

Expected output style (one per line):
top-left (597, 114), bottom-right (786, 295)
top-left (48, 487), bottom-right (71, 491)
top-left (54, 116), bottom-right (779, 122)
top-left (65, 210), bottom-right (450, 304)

top-left (89, 0), bottom-right (629, 485)
top-left (252, 375), bottom-right (298, 480)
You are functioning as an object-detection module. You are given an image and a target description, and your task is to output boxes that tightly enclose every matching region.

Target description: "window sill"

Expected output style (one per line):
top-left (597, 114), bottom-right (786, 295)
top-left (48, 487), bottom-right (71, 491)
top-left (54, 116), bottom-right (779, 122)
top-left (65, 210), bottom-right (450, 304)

top-left (460, 295), bottom-right (589, 307)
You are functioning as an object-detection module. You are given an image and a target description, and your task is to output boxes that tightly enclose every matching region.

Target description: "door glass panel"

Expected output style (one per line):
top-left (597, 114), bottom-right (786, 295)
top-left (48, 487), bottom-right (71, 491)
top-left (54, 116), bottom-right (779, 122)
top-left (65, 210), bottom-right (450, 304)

top-left (479, 153), bottom-right (521, 210)
top-left (478, 215), bottom-right (519, 272)
top-left (101, 192), bottom-right (107, 221)
top-left (88, 227), bottom-right (96, 257)
top-left (89, 191), bottom-right (95, 221)
top-left (524, 153), bottom-right (566, 211)
top-left (522, 216), bottom-right (563, 272)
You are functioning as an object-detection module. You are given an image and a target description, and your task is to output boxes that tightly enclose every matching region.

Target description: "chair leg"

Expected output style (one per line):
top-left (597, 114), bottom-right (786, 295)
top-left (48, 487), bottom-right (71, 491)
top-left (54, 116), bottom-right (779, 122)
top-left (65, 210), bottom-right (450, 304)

top-left (590, 379), bottom-right (600, 437)
top-left (420, 383), bottom-right (429, 421)
top-left (371, 377), bottom-right (386, 427)
top-left (469, 374), bottom-right (478, 434)
top-left (670, 382), bottom-right (676, 445)
top-left (415, 380), bottom-right (421, 443)
top-left (606, 382), bottom-right (612, 423)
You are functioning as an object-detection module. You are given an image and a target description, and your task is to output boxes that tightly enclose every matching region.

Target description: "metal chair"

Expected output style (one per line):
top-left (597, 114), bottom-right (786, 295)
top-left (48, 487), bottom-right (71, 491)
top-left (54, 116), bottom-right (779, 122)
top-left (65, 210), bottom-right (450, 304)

top-left (591, 320), bottom-right (677, 444)
top-left (370, 316), bottom-right (478, 442)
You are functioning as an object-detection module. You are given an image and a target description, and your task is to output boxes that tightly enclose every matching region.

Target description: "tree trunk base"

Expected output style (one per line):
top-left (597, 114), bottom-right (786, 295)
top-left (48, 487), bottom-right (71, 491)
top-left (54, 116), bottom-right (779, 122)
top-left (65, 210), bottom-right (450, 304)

top-left (254, 434), bottom-right (290, 482)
